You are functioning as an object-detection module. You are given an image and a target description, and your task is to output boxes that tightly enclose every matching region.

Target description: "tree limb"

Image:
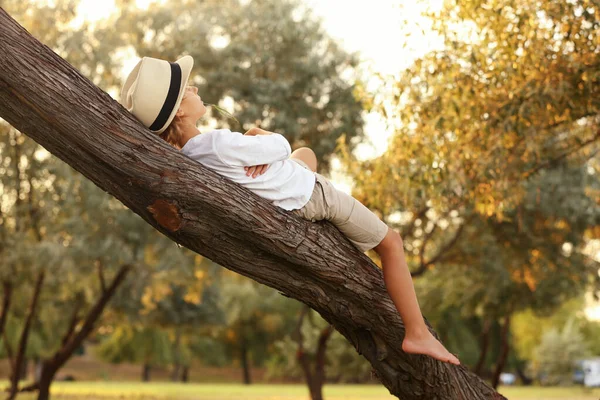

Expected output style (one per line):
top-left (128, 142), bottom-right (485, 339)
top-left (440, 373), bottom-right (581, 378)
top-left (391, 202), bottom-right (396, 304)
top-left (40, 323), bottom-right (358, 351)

top-left (522, 129), bottom-right (600, 179)
top-left (61, 302), bottom-right (81, 348)
top-left (412, 214), bottom-right (472, 278)
top-left (49, 264), bottom-right (132, 369)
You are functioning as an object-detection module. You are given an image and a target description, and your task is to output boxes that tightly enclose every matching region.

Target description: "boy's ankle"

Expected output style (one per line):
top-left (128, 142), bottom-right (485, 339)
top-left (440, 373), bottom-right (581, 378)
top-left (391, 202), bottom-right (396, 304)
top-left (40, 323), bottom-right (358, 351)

top-left (405, 324), bottom-right (430, 339)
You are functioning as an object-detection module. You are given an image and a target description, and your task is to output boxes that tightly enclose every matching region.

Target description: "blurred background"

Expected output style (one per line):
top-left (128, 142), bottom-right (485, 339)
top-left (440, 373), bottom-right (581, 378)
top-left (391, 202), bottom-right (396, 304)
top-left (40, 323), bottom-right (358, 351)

top-left (0, 0), bottom-right (599, 399)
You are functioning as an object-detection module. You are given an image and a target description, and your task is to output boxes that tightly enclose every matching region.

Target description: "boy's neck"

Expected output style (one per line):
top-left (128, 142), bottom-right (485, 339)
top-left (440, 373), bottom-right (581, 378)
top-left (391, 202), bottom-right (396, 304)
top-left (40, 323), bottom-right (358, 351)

top-left (179, 123), bottom-right (201, 148)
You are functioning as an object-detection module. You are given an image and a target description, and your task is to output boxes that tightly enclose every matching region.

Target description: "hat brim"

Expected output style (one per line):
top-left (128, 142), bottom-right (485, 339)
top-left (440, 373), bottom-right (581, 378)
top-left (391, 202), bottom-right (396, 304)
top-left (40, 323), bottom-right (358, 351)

top-left (153, 55), bottom-right (194, 134)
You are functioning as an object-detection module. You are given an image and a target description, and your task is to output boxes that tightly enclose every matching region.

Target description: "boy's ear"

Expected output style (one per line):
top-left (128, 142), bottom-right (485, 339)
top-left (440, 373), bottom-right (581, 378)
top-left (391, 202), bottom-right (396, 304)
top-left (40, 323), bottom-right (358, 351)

top-left (175, 107), bottom-right (184, 117)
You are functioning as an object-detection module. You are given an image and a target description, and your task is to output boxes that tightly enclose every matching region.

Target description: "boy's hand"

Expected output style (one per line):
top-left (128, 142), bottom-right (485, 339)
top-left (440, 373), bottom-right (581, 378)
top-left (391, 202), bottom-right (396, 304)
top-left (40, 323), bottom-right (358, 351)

top-left (244, 164), bottom-right (269, 178)
top-left (243, 127), bottom-right (273, 136)
top-left (242, 127), bottom-right (275, 176)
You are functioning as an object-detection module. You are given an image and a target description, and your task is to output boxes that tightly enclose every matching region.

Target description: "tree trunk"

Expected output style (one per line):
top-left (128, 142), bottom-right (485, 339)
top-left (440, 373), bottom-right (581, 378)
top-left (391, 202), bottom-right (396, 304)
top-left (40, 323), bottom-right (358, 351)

top-left (19, 358), bottom-right (29, 381)
top-left (0, 10), bottom-right (506, 399)
top-left (171, 364), bottom-right (181, 382)
top-left (171, 330), bottom-right (181, 382)
top-left (8, 270), bottom-right (45, 400)
top-left (0, 281), bottom-right (12, 339)
top-left (515, 362), bottom-right (532, 386)
top-left (36, 367), bottom-right (54, 400)
top-left (293, 305), bottom-right (332, 400)
top-left (25, 265), bottom-right (131, 399)
top-left (314, 325), bottom-right (334, 392)
top-left (181, 366), bottom-right (189, 383)
top-left (474, 318), bottom-right (492, 376)
top-left (240, 334), bottom-right (252, 385)
top-left (142, 364), bottom-right (151, 382)
top-left (491, 314), bottom-right (511, 389)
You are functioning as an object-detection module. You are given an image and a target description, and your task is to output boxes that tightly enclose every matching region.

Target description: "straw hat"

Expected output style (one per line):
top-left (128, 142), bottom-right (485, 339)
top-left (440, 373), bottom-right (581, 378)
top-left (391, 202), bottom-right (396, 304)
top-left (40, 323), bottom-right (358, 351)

top-left (120, 55), bottom-right (194, 134)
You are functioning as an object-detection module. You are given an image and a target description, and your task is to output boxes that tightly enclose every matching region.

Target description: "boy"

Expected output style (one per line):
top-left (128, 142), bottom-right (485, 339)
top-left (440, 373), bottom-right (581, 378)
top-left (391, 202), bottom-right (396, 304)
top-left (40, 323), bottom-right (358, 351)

top-left (120, 56), bottom-right (460, 365)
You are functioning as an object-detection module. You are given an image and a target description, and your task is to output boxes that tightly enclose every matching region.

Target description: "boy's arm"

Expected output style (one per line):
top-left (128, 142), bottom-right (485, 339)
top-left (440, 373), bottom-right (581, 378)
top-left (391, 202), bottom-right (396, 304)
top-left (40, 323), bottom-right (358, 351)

top-left (214, 129), bottom-right (291, 167)
top-left (243, 127), bottom-right (275, 136)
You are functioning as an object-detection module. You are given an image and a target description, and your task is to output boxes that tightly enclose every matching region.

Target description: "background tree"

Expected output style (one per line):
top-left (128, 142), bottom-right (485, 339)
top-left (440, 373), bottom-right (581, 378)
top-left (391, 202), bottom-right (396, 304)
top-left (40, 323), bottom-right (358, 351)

top-left (0, 5), bottom-right (505, 399)
top-left (336, 0), bottom-right (600, 386)
top-left (530, 318), bottom-right (591, 386)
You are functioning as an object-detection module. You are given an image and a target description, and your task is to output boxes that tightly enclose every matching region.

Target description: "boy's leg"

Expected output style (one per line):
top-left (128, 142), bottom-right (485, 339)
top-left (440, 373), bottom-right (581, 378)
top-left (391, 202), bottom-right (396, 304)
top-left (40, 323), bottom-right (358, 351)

top-left (373, 227), bottom-right (460, 365)
top-left (315, 175), bottom-right (460, 365)
top-left (290, 147), bottom-right (318, 172)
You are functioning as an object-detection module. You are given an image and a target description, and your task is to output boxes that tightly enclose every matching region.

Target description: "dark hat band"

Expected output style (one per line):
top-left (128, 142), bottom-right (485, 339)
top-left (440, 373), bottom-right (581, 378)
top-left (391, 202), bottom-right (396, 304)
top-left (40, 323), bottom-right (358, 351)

top-left (149, 62), bottom-right (182, 131)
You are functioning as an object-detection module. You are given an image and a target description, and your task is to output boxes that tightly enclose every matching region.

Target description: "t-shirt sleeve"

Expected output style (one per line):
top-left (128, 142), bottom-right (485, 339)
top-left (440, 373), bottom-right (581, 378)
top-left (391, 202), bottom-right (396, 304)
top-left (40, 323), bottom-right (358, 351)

top-left (213, 129), bottom-right (292, 167)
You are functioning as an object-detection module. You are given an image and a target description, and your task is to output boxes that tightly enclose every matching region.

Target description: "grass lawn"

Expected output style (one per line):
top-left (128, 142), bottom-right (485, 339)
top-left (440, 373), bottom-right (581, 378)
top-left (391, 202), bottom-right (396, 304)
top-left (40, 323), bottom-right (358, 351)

top-left (11, 382), bottom-right (600, 400)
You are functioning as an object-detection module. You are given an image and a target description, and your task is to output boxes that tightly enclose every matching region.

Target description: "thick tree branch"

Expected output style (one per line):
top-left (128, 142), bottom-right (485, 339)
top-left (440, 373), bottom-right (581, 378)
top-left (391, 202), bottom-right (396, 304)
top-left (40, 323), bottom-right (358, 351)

top-left (0, 10), bottom-right (504, 399)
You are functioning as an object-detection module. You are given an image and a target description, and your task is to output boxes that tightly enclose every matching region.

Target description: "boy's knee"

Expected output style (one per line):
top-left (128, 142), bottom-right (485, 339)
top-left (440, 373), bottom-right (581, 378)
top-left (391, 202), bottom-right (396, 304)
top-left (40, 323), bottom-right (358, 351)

top-left (291, 147), bottom-right (318, 172)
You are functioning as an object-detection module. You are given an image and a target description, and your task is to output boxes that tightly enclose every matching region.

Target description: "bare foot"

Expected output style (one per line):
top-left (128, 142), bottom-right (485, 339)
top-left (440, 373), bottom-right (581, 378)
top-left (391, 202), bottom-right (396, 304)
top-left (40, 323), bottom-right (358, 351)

top-left (402, 331), bottom-right (461, 365)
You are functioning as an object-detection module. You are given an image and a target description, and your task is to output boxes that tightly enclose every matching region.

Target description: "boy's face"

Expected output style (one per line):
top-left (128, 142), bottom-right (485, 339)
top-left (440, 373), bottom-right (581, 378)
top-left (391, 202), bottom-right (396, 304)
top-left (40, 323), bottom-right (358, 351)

top-left (178, 86), bottom-right (206, 120)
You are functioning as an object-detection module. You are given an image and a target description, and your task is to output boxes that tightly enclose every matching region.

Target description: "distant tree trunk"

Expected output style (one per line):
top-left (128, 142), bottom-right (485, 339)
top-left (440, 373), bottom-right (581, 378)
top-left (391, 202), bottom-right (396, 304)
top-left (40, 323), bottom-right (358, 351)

top-left (0, 10), bottom-right (506, 399)
top-left (19, 358), bottom-right (29, 381)
top-left (474, 318), bottom-right (492, 376)
top-left (515, 362), bottom-right (532, 386)
top-left (32, 265), bottom-right (131, 400)
top-left (0, 281), bottom-right (12, 339)
top-left (293, 305), bottom-right (334, 400)
top-left (142, 364), bottom-right (152, 382)
top-left (181, 366), bottom-right (189, 383)
top-left (240, 334), bottom-right (252, 385)
top-left (36, 368), bottom-right (53, 400)
top-left (171, 330), bottom-right (181, 382)
top-left (491, 314), bottom-right (511, 389)
top-left (7, 270), bottom-right (45, 400)
top-left (171, 364), bottom-right (181, 382)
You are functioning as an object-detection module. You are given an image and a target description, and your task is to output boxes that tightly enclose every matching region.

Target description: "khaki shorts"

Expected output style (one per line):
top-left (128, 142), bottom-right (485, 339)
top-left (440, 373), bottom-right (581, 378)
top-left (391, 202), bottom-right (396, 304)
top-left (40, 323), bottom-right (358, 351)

top-left (290, 158), bottom-right (389, 252)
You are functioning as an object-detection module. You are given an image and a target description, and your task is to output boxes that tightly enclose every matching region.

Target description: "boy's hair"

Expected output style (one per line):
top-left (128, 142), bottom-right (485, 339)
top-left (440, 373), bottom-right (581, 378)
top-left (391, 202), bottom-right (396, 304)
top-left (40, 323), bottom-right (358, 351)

top-left (159, 115), bottom-right (185, 149)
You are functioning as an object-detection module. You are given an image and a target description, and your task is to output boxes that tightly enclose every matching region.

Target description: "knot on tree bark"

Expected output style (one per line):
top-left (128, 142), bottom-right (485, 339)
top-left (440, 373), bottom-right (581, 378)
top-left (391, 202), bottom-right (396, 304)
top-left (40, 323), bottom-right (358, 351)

top-left (147, 199), bottom-right (182, 232)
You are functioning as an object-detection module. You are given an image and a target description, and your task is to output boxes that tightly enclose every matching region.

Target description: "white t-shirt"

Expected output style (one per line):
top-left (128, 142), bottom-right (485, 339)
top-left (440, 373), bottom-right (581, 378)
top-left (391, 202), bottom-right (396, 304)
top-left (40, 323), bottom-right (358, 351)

top-left (180, 129), bottom-right (316, 211)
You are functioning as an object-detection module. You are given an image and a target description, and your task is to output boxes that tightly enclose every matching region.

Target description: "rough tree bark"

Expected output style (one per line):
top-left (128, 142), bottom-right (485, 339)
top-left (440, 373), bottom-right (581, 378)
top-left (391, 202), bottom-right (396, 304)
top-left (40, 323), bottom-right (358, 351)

top-left (0, 10), bottom-right (506, 399)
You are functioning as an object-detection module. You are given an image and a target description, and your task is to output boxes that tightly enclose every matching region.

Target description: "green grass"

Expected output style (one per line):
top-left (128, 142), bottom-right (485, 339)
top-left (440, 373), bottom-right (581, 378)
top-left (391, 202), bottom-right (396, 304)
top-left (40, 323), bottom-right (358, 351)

top-left (11, 382), bottom-right (600, 400)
